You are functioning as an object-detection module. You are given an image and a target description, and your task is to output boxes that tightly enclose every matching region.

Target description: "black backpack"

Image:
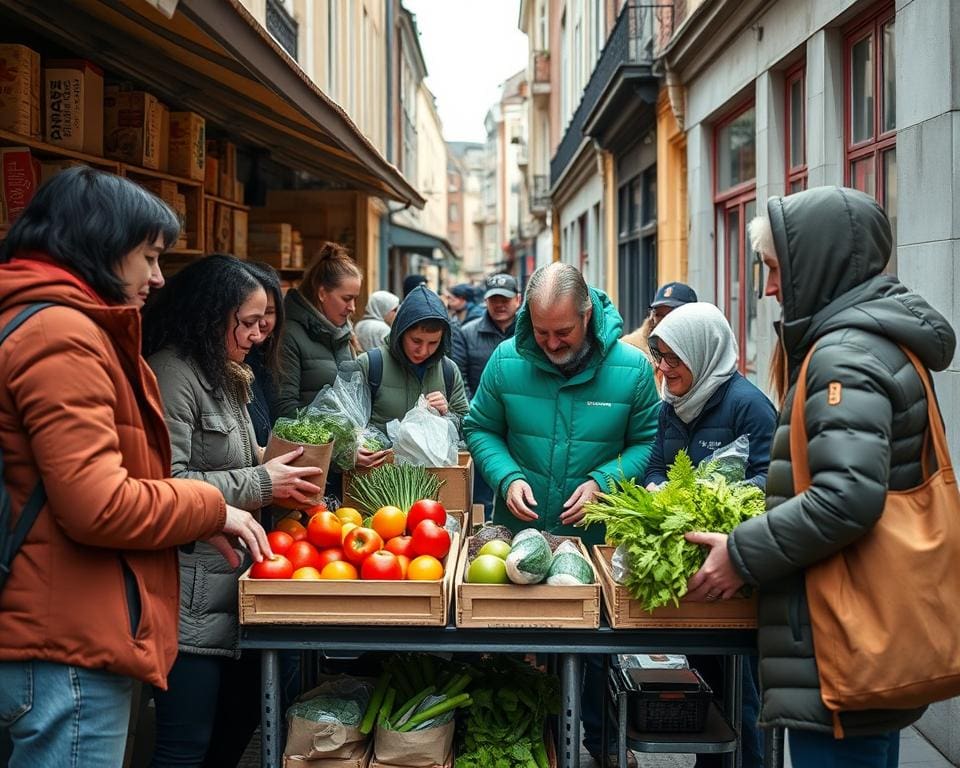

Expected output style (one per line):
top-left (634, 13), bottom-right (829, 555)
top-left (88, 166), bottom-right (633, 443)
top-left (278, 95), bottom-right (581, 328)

top-left (366, 347), bottom-right (456, 404)
top-left (0, 303), bottom-right (57, 593)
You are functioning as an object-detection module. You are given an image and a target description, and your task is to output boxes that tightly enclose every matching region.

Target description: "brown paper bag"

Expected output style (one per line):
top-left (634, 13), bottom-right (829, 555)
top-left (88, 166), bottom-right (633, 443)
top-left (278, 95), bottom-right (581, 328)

top-left (264, 434), bottom-right (333, 509)
top-left (373, 721), bottom-right (454, 767)
top-left (284, 680), bottom-right (371, 760)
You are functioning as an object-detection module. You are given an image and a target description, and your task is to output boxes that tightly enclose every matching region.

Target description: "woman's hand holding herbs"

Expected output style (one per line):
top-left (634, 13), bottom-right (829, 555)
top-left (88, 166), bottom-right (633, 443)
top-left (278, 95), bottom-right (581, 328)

top-left (355, 447), bottom-right (391, 469)
top-left (263, 446), bottom-right (323, 505)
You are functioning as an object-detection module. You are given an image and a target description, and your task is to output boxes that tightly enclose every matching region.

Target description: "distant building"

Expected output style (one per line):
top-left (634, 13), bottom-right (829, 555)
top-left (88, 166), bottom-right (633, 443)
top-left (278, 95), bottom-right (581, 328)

top-left (447, 142), bottom-right (486, 280)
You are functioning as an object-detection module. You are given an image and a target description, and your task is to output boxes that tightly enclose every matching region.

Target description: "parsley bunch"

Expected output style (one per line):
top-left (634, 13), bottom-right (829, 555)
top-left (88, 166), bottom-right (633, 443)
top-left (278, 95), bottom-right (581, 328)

top-left (581, 451), bottom-right (766, 610)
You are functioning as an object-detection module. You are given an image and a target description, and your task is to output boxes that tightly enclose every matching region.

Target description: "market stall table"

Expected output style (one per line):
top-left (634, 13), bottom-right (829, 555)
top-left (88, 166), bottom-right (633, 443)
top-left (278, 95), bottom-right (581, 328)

top-left (241, 618), bottom-right (778, 768)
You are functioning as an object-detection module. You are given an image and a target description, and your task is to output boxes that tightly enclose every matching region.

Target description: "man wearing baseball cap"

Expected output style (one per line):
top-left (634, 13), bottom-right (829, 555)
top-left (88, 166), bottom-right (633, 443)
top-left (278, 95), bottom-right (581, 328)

top-left (445, 283), bottom-right (485, 324)
top-left (622, 281), bottom-right (699, 358)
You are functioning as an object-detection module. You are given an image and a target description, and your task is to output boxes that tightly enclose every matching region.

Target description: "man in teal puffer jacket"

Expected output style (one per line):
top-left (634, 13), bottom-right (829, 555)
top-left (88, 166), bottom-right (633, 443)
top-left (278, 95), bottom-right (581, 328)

top-left (464, 263), bottom-right (659, 767)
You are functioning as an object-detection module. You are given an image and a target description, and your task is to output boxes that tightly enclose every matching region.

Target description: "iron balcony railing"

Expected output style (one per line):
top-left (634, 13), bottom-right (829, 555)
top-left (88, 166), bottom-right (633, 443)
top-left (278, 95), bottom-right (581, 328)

top-left (531, 174), bottom-right (550, 211)
top-left (550, 3), bottom-right (672, 186)
top-left (266, 0), bottom-right (298, 60)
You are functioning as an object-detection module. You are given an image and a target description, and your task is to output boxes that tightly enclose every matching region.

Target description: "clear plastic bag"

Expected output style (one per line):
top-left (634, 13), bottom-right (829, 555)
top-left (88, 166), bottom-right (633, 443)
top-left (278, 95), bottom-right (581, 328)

top-left (696, 434), bottom-right (750, 484)
top-left (307, 366), bottom-right (372, 470)
top-left (385, 396), bottom-right (459, 467)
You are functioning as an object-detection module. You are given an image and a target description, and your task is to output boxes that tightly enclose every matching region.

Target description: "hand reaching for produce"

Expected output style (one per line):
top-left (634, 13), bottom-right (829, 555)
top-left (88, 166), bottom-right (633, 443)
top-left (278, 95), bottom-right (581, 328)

top-left (424, 390), bottom-right (449, 415)
top-left (204, 504), bottom-right (272, 568)
top-left (355, 446), bottom-right (391, 469)
top-left (263, 446), bottom-right (323, 504)
top-left (560, 479), bottom-right (600, 524)
top-left (506, 479), bottom-right (539, 521)
top-left (684, 531), bottom-right (745, 600)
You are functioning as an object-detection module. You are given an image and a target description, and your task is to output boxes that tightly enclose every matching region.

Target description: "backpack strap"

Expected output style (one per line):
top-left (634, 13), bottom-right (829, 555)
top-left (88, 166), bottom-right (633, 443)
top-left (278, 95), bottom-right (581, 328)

top-left (0, 302), bottom-right (57, 593)
top-left (367, 347), bottom-right (384, 403)
top-left (441, 357), bottom-right (455, 401)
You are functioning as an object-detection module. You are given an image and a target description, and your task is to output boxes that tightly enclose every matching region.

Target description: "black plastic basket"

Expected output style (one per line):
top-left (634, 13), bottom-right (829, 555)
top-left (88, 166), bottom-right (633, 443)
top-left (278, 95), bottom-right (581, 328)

top-left (619, 667), bottom-right (712, 733)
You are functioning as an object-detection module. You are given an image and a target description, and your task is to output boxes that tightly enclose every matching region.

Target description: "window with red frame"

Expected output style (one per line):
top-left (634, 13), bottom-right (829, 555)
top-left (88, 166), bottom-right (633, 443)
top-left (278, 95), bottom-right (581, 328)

top-left (714, 100), bottom-right (759, 380)
top-left (845, 4), bottom-right (896, 267)
top-left (785, 63), bottom-right (807, 192)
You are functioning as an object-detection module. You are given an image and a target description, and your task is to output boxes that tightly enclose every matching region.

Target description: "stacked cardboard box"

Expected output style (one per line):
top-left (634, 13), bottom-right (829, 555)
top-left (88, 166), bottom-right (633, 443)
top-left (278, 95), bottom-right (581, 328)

top-left (104, 87), bottom-right (163, 169)
top-left (248, 222), bottom-right (291, 268)
top-left (0, 44), bottom-right (41, 138)
top-left (232, 209), bottom-right (248, 259)
top-left (43, 60), bottom-right (104, 155)
top-left (1, 147), bottom-right (41, 228)
top-left (168, 111), bottom-right (204, 181)
top-left (291, 229), bottom-right (304, 268)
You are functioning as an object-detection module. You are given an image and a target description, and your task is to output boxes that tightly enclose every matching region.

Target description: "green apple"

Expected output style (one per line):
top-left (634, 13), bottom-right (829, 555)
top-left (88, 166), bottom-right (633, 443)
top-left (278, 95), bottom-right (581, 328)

top-left (477, 540), bottom-right (511, 560)
top-left (467, 554), bottom-right (509, 584)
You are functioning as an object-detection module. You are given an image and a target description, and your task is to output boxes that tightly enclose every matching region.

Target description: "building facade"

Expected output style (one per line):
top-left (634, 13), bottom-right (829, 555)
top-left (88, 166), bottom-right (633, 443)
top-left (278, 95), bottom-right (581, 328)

top-left (447, 142), bottom-right (486, 279)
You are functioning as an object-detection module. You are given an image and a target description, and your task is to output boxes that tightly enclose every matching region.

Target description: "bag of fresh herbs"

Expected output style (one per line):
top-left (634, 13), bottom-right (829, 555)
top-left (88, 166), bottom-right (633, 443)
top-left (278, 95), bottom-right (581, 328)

top-left (264, 409), bottom-right (336, 508)
top-left (307, 367), bottom-right (376, 471)
top-left (581, 450), bottom-right (766, 611)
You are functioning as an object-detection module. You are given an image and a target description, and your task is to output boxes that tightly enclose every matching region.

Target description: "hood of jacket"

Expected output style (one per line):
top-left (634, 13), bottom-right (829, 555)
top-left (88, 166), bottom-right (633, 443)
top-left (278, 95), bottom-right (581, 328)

top-left (389, 285), bottom-right (451, 371)
top-left (283, 287), bottom-right (353, 347)
top-left (513, 286), bottom-right (623, 374)
top-left (769, 186), bottom-right (955, 373)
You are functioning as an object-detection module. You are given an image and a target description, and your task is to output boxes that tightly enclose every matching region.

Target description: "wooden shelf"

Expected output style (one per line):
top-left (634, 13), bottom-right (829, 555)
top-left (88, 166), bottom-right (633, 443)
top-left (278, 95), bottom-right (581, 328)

top-left (166, 248), bottom-right (203, 256)
top-left (0, 128), bottom-right (119, 171)
top-left (119, 163), bottom-right (202, 186)
top-left (206, 193), bottom-right (249, 211)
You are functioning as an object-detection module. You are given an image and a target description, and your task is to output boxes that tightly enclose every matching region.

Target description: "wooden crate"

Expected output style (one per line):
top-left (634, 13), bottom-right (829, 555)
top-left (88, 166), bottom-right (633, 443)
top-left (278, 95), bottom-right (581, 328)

top-left (455, 536), bottom-right (600, 629)
top-left (239, 533), bottom-right (458, 626)
top-left (592, 545), bottom-right (757, 629)
top-left (343, 453), bottom-right (474, 514)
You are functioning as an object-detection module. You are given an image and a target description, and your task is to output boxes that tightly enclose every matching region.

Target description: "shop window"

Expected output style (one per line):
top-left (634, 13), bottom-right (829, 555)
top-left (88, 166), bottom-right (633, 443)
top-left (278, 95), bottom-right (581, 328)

top-left (714, 100), bottom-right (757, 378)
top-left (578, 212), bottom-right (589, 274)
top-left (845, 4), bottom-right (896, 268)
top-left (785, 63), bottom-right (807, 193)
top-left (618, 167), bottom-right (658, 330)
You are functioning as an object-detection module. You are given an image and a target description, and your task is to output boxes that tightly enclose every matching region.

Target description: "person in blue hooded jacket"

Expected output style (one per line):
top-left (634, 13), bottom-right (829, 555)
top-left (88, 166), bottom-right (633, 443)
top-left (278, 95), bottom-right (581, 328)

top-left (354, 285), bottom-right (469, 468)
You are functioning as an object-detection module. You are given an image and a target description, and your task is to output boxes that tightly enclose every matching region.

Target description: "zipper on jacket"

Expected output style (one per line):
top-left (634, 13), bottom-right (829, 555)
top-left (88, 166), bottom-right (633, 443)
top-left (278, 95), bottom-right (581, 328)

top-left (120, 557), bottom-right (142, 638)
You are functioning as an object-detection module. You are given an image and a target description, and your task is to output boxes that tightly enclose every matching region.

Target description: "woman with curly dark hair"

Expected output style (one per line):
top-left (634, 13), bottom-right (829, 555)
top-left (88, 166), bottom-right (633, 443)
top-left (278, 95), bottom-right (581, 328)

top-left (241, 261), bottom-right (285, 446)
top-left (142, 254), bottom-right (323, 767)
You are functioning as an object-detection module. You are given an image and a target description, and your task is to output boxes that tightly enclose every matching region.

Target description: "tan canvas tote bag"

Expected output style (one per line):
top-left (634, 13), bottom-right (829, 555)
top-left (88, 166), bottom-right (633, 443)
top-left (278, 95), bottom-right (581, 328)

top-left (790, 344), bottom-right (960, 737)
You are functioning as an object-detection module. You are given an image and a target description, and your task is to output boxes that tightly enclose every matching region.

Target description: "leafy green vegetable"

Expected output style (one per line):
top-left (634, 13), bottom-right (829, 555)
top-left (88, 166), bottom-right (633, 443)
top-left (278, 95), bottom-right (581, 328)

top-left (272, 409), bottom-right (337, 446)
top-left (349, 464), bottom-right (443, 514)
top-left (581, 450), bottom-right (766, 611)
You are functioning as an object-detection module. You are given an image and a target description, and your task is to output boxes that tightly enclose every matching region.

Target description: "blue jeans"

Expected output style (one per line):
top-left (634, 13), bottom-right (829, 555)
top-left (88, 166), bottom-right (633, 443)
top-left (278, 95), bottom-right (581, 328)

top-left (789, 729), bottom-right (900, 768)
top-left (0, 660), bottom-right (133, 768)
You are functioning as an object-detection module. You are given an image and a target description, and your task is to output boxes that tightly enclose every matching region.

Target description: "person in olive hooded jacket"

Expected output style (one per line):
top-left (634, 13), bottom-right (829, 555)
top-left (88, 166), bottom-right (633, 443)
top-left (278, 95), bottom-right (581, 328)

top-left (354, 285), bottom-right (469, 468)
top-left (685, 187), bottom-right (956, 768)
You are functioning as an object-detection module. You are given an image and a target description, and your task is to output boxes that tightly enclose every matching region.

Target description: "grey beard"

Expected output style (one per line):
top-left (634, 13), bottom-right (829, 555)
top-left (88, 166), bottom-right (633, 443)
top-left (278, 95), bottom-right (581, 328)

top-left (554, 333), bottom-right (595, 378)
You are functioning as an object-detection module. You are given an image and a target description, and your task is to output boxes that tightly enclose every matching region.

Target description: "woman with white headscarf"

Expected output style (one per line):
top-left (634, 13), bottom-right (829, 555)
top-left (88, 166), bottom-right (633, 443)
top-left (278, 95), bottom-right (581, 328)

top-left (641, 301), bottom-right (775, 768)
top-left (355, 290), bottom-right (400, 352)
top-left (643, 301), bottom-right (776, 489)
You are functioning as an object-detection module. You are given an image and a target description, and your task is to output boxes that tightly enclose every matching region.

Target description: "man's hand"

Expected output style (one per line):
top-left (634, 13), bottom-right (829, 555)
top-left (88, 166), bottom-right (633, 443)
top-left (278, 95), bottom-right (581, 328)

top-left (506, 479), bottom-right (539, 521)
top-left (684, 532), bottom-right (745, 601)
top-left (560, 479), bottom-right (600, 525)
top-left (424, 391), bottom-right (449, 415)
top-left (355, 447), bottom-right (391, 469)
top-left (205, 505), bottom-right (272, 569)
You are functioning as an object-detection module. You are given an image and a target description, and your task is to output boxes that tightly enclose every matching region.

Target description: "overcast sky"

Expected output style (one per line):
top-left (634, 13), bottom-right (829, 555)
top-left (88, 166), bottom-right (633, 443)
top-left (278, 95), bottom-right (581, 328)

top-left (402, 0), bottom-right (528, 143)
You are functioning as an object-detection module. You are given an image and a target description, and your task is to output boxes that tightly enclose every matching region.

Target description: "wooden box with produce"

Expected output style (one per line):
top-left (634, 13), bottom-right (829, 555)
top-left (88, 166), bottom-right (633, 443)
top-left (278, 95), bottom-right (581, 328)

top-left (455, 527), bottom-right (600, 628)
top-left (240, 467), bottom-right (461, 626)
top-left (582, 451), bottom-right (762, 629)
top-left (343, 452), bottom-right (474, 514)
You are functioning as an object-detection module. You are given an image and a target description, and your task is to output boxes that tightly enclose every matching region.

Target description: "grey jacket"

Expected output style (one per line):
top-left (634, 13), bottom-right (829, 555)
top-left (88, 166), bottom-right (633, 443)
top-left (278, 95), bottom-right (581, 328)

top-left (149, 348), bottom-right (273, 657)
top-left (727, 187), bottom-right (956, 736)
top-left (460, 312), bottom-right (516, 397)
top-left (277, 288), bottom-right (356, 417)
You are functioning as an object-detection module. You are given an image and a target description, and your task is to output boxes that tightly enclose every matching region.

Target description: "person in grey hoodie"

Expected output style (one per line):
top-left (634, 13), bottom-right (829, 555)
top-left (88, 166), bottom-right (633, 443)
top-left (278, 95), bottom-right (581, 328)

top-left (685, 187), bottom-right (956, 768)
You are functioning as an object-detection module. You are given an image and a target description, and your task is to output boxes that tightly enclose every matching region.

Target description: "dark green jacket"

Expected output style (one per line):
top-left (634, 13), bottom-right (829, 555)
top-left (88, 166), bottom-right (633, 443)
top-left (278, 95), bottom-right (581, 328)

top-left (463, 288), bottom-right (660, 545)
top-left (277, 288), bottom-right (355, 417)
top-left (357, 285), bottom-right (468, 436)
top-left (727, 187), bottom-right (956, 736)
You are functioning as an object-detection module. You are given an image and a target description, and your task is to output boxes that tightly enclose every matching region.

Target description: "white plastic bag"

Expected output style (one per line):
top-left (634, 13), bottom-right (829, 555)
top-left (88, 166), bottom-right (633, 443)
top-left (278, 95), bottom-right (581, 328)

top-left (385, 396), bottom-right (458, 467)
top-left (307, 365), bottom-right (373, 470)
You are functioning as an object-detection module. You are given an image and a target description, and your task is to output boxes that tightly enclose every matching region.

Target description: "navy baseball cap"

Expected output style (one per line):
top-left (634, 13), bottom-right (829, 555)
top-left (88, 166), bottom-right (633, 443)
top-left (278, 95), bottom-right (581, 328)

top-left (484, 273), bottom-right (519, 299)
top-left (650, 282), bottom-right (698, 309)
top-left (450, 283), bottom-right (475, 300)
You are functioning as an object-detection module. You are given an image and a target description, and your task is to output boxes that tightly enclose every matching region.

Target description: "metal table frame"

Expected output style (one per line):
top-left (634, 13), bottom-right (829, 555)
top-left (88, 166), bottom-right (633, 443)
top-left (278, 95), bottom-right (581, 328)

top-left (241, 621), bottom-right (773, 768)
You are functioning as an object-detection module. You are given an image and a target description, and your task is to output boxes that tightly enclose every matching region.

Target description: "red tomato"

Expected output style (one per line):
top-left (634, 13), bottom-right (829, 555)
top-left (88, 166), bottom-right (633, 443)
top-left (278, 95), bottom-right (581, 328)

top-left (406, 499), bottom-right (446, 534)
top-left (384, 535), bottom-right (416, 559)
top-left (267, 530), bottom-right (294, 556)
top-left (360, 550), bottom-right (404, 580)
top-left (250, 555), bottom-right (294, 579)
top-left (286, 540), bottom-right (323, 571)
top-left (316, 548), bottom-right (345, 569)
top-left (306, 511), bottom-right (342, 550)
top-left (275, 516), bottom-right (308, 541)
top-left (410, 520), bottom-right (451, 560)
top-left (342, 526), bottom-right (384, 565)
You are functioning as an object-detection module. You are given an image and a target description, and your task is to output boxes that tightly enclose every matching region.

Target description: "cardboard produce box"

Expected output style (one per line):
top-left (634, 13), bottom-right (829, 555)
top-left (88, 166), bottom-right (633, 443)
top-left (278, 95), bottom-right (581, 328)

top-left (204, 198), bottom-right (216, 252)
top-left (168, 111), bottom-right (205, 181)
top-left (1, 147), bottom-right (40, 228)
top-left (214, 203), bottom-right (233, 253)
top-left (104, 88), bottom-right (162, 169)
top-left (232, 208), bottom-right (248, 259)
top-left (138, 178), bottom-right (178, 205)
top-left (172, 192), bottom-right (188, 249)
top-left (44, 60), bottom-right (104, 154)
top-left (592, 545), bottom-right (757, 629)
top-left (204, 153), bottom-right (219, 196)
top-left (0, 44), bottom-right (40, 138)
top-left (157, 102), bottom-right (169, 171)
top-left (343, 453), bottom-right (474, 515)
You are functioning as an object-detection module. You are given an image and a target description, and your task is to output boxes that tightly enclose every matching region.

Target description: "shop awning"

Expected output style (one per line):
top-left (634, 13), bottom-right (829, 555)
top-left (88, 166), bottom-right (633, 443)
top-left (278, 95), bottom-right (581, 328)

top-left (384, 221), bottom-right (458, 264)
top-left (0, 0), bottom-right (425, 207)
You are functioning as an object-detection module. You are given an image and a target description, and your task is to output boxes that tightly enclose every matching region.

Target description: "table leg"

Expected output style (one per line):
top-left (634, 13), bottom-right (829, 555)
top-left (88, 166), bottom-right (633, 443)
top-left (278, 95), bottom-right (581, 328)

top-left (559, 653), bottom-right (581, 768)
top-left (261, 649), bottom-right (281, 768)
top-left (723, 655), bottom-right (743, 768)
top-left (764, 726), bottom-right (785, 768)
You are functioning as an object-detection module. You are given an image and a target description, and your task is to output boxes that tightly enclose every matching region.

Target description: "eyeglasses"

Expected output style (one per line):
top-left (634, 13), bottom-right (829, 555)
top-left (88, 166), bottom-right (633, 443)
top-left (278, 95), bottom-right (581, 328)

top-left (649, 345), bottom-right (682, 369)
